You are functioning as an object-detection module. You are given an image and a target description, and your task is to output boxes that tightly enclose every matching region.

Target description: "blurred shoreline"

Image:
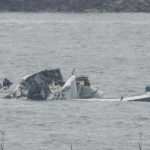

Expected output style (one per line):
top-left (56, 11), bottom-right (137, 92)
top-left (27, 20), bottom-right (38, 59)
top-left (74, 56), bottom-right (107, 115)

top-left (0, 0), bottom-right (150, 12)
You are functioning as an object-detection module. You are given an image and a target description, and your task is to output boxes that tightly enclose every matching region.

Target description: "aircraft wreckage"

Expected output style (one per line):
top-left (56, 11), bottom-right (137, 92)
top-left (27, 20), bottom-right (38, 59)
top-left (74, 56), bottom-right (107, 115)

top-left (1, 68), bottom-right (150, 102)
top-left (3, 68), bottom-right (103, 100)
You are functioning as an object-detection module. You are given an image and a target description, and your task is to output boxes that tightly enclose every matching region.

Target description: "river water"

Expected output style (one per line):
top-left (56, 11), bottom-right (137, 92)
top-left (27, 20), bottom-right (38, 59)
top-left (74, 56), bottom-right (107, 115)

top-left (0, 12), bottom-right (150, 150)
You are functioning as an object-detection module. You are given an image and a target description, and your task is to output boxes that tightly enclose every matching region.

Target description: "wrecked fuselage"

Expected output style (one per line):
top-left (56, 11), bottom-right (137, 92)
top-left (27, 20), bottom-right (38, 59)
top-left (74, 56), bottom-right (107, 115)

top-left (5, 69), bottom-right (102, 100)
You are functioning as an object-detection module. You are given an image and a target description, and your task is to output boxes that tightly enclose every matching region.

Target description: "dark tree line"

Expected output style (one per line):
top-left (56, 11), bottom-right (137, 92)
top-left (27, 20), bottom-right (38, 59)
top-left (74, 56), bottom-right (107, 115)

top-left (0, 0), bottom-right (150, 12)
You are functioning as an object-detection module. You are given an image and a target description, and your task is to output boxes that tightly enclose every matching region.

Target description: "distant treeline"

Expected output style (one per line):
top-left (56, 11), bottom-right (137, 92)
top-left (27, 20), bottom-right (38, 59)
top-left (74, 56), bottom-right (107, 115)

top-left (0, 0), bottom-right (150, 12)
